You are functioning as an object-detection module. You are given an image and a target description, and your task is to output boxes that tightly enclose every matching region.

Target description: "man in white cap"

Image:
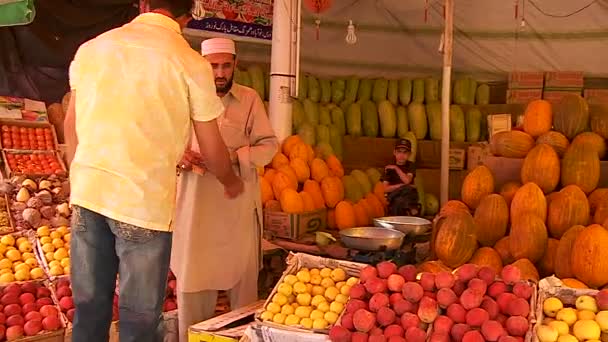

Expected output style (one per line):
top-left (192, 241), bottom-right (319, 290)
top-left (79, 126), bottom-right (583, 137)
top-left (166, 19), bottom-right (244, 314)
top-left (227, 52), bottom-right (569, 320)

top-left (171, 37), bottom-right (278, 340)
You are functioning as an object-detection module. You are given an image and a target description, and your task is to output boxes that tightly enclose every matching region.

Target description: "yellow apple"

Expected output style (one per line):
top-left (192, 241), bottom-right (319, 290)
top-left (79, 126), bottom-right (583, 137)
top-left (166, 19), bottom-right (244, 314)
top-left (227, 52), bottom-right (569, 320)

top-left (595, 311), bottom-right (608, 333)
top-left (544, 298), bottom-right (564, 318)
top-left (537, 325), bottom-right (559, 342)
top-left (556, 308), bottom-right (578, 326)
top-left (573, 320), bottom-right (601, 341)
top-left (576, 295), bottom-right (599, 313)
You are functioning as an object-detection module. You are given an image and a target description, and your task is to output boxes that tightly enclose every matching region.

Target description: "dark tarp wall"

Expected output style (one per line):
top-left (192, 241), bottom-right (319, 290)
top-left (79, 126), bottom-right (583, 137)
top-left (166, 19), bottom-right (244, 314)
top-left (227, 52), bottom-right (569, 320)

top-left (0, 0), bottom-right (138, 104)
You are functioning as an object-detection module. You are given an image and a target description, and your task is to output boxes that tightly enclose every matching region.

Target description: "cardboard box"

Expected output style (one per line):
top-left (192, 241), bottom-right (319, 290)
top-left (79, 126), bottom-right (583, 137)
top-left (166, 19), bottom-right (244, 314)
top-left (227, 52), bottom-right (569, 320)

top-left (508, 72), bottom-right (544, 89)
top-left (0, 120), bottom-right (60, 151)
top-left (584, 88), bottom-right (608, 105)
top-left (506, 89), bottom-right (543, 104)
top-left (487, 114), bottom-right (512, 138)
top-left (188, 301), bottom-right (264, 342)
top-left (544, 71), bottom-right (584, 89)
top-left (467, 143), bottom-right (490, 170)
top-left (542, 89), bottom-right (582, 105)
top-left (263, 209), bottom-right (326, 240)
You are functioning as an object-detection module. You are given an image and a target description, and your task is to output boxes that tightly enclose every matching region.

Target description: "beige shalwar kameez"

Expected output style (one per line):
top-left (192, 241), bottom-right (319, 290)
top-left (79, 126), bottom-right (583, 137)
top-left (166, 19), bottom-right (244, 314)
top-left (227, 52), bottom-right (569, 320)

top-left (171, 83), bottom-right (278, 341)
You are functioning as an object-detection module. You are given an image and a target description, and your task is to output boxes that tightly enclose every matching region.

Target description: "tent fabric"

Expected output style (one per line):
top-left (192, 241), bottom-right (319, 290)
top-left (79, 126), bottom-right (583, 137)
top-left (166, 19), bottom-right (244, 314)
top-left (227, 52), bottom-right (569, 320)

top-left (213, 0), bottom-right (608, 81)
top-left (0, 0), bottom-right (138, 103)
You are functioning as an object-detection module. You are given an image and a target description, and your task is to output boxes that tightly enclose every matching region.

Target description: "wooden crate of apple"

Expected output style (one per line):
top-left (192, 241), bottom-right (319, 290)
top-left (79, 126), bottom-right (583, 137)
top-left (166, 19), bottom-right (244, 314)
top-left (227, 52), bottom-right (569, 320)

top-left (259, 266), bottom-right (359, 330)
top-left (0, 124), bottom-right (56, 151)
top-left (535, 287), bottom-right (608, 342)
top-left (0, 233), bottom-right (45, 284)
top-left (0, 176), bottom-right (70, 231)
top-left (4, 152), bottom-right (65, 177)
top-left (329, 262), bottom-right (536, 342)
top-left (0, 281), bottom-right (65, 340)
top-left (35, 226), bottom-right (70, 277)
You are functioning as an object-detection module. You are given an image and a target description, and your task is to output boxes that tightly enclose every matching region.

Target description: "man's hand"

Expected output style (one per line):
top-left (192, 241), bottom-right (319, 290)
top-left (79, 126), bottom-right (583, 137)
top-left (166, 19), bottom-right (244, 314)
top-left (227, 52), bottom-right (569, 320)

top-left (179, 150), bottom-right (205, 171)
top-left (224, 177), bottom-right (245, 199)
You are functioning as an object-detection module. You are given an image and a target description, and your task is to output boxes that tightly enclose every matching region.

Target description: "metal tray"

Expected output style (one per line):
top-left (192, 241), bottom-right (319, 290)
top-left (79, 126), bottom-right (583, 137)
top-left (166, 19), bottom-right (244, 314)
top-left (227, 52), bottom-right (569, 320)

top-left (339, 227), bottom-right (405, 251)
top-left (373, 216), bottom-right (432, 236)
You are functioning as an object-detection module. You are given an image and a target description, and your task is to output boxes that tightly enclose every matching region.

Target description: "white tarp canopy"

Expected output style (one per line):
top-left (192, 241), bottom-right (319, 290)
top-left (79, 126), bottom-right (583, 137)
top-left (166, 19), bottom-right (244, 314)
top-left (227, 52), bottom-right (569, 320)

top-left (187, 0), bottom-right (608, 81)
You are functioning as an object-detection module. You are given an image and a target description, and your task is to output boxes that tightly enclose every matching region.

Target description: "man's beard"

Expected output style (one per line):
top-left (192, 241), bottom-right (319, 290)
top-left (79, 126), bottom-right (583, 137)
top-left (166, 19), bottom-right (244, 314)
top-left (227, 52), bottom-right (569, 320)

top-left (215, 76), bottom-right (233, 94)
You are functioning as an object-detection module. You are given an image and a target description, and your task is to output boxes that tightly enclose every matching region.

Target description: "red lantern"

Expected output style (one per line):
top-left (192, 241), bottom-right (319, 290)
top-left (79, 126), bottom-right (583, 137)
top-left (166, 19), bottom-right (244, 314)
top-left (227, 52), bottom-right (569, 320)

top-left (304, 0), bottom-right (333, 40)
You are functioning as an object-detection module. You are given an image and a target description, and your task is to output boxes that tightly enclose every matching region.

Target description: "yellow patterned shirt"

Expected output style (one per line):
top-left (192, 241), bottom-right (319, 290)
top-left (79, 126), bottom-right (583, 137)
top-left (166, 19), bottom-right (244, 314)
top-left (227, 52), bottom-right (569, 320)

top-left (68, 13), bottom-right (224, 231)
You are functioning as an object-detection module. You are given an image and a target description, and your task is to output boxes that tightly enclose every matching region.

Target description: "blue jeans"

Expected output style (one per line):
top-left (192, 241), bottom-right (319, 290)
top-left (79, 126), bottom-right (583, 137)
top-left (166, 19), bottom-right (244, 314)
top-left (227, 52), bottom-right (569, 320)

top-left (70, 206), bottom-right (172, 342)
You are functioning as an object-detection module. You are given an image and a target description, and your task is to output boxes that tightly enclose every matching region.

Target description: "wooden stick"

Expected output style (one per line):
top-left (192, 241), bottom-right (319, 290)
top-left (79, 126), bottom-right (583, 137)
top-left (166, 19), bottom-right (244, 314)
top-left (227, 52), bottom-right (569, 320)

top-left (440, 0), bottom-right (454, 206)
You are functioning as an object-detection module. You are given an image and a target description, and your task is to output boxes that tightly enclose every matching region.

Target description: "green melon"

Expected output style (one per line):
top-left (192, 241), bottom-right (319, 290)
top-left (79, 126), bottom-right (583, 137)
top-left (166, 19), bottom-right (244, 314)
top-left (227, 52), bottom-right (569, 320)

top-left (248, 65), bottom-right (265, 100)
top-left (316, 125), bottom-right (330, 145)
top-left (307, 75), bottom-right (320, 102)
top-left (329, 125), bottom-right (344, 160)
top-left (297, 74), bottom-right (308, 100)
top-left (467, 78), bottom-right (477, 105)
top-left (450, 105), bottom-right (466, 142)
top-left (407, 103), bottom-right (428, 139)
top-left (426, 102), bottom-right (442, 141)
top-left (330, 107), bottom-right (346, 136)
top-left (343, 175), bottom-right (364, 202)
top-left (453, 78), bottom-right (469, 105)
top-left (320, 79), bottom-right (331, 103)
top-left (351, 169), bottom-right (373, 194)
top-left (412, 79), bottom-right (425, 103)
top-left (292, 100), bottom-right (306, 131)
top-left (402, 131), bottom-right (418, 162)
top-left (361, 101), bottom-right (379, 137)
top-left (372, 79), bottom-right (389, 103)
top-left (425, 78), bottom-right (439, 103)
top-left (346, 103), bottom-right (362, 137)
top-left (388, 80), bottom-right (399, 106)
top-left (297, 122), bottom-right (316, 146)
top-left (366, 168), bottom-right (382, 185)
top-left (553, 94), bottom-right (590, 140)
top-left (357, 79), bottom-right (373, 102)
top-left (425, 193), bottom-right (439, 216)
top-left (344, 77), bottom-right (359, 103)
top-left (315, 142), bottom-right (334, 160)
top-left (466, 107), bottom-right (482, 142)
top-left (476, 84), bottom-right (490, 105)
top-left (378, 100), bottom-right (397, 138)
top-left (415, 176), bottom-right (425, 216)
top-left (399, 79), bottom-right (412, 106)
top-left (396, 106), bottom-right (409, 138)
top-left (331, 79), bottom-right (346, 104)
top-left (303, 99), bottom-right (319, 125)
top-left (319, 105), bottom-right (332, 126)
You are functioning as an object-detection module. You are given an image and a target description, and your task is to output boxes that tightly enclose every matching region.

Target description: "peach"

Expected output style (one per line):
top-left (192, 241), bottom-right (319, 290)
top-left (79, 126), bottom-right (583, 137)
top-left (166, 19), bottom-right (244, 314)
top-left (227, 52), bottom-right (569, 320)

top-left (417, 297), bottom-right (438, 323)
top-left (0, 325), bottom-right (4, 339)
top-left (433, 315), bottom-right (454, 334)
top-left (453, 281), bottom-right (466, 296)
top-left (405, 327), bottom-right (427, 342)
top-left (466, 307), bottom-right (490, 327)
top-left (4, 304), bottom-right (21, 317)
top-left (0, 293), bottom-right (18, 306)
top-left (451, 323), bottom-right (472, 342)
top-left (353, 309), bottom-right (376, 333)
top-left (505, 316), bottom-right (528, 336)
top-left (393, 299), bottom-right (415, 315)
top-left (402, 282), bottom-right (424, 303)
top-left (389, 293), bottom-right (404, 305)
top-left (0, 312), bottom-right (5, 324)
top-left (387, 336), bottom-right (406, 342)
top-left (429, 332), bottom-right (450, 342)
top-left (341, 312), bottom-right (354, 330)
top-left (478, 266), bottom-right (497, 285)
top-left (20, 282), bottom-right (37, 295)
top-left (42, 315), bottom-right (61, 331)
top-left (398, 265), bottom-right (417, 282)
top-left (498, 337), bottom-right (519, 342)
top-left (57, 278), bottom-right (71, 288)
top-left (462, 330), bottom-right (485, 342)
top-left (369, 336), bottom-right (386, 342)
top-left (597, 289), bottom-right (608, 310)
top-left (488, 281), bottom-right (508, 299)
top-left (506, 298), bottom-right (529, 317)
top-left (384, 324), bottom-right (404, 338)
top-left (346, 299), bottom-right (368, 314)
top-left (496, 293), bottom-right (517, 314)
top-left (481, 320), bottom-right (506, 341)
top-left (5, 325), bottom-right (23, 341)
top-left (377, 261), bottom-right (398, 279)
top-left (6, 314), bottom-right (24, 327)
top-left (435, 271), bottom-right (456, 289)
top-left (25, 311), bottom-right (42, 322)
top-left (400, 312), bottom-right (421, 330)
top-left (377, 307), bottom-right (396, 327)
top-left (352, 332), bottom-right (370, 342)
top-left (55, 286), bottom-right (72, 299)
top-left (500, 265), bottom-right (521, 285)
top-left (365, 278), bottom-right (387, 294)
top-left (19, 293), bottom-right (35, 306)
top-left (512, 283), bottom-right (533, 300)
top-left (437, 288), bottom-right (458, 309)
top-left (39, 305), bottom-right (58, 317)
top-left (66, 308), bottom-right (75, 322)
top-left (387, 274), bottom-right (406, 292)
top-left (36, 287), bottom-right (51, 299)
top-left (420, 273), bottom-right (436, 292)
top-left (329, 325), bottom-right (352, 342)
top-left (3, 284), bottom-right (20, 296)
top-left (24, 319), bottom-right (42, 336)
top-left (446, 303), bottom-right (467, 323)
top-left (424, 291), bottom-right (437, 300)
top-left (481, 297), bottom-right (500, 319)
top-left (455, 264), bottom-right (478, 282)
top-left (468, 278), bottom-right (488, 295)
top-left (361, 266), bottom-right (379, 283)
top-left (369, 327), bottom-right (383, 336)
top-left (496, 314), bottom-right (508, 326)
top-left (59, 296), bottom-right (74, 311)
top-left (460, 289), bottom-right (483, 310)
top-left (35, 297), bottom-right (53, 309)
top-left (369, 293), bottom-right (390, 313)
top-left (351, 284), bottom-right (367, 300)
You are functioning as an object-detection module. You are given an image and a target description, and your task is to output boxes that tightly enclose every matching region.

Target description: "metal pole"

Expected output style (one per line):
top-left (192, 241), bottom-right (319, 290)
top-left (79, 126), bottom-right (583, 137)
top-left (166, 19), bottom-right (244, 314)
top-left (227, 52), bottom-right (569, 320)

top-left (440, 0), bottom-right (454, 206)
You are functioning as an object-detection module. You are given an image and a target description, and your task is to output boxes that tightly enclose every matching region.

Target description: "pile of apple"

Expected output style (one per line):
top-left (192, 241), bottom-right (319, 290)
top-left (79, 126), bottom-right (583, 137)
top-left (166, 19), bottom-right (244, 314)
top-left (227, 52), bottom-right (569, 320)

top-left (329, 262), bottom-right (535, 342)
top-left (0, 234), bottom-right (45, 283)
top-left (0, 281), bottom-right (63, 340)
top-left (54, 278), bottom-right (74, 323)
top-left (536, 289), bottom-right (608, 342)
top-left (37, 225), bottom-right (70, 276)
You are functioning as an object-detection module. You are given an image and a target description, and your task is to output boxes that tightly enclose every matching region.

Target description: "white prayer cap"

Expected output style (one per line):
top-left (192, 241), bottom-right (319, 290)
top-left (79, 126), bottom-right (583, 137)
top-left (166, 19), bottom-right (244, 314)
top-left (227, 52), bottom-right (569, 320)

top-left (201, 38), bottom-right (236, 56)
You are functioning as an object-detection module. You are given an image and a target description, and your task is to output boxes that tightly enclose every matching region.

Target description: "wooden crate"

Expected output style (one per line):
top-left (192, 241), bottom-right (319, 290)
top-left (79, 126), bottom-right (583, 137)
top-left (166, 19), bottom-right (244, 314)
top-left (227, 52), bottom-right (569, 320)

top-left (0, 120), bottom-right (59, 151)
top-left (2, 150), bottom-right (67, 178)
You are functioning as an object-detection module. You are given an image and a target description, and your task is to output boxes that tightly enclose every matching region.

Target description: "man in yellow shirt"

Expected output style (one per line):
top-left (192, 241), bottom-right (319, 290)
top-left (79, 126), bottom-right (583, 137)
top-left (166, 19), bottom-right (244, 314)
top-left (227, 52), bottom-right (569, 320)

top-left (171, 38), bottom-right (278, 341)
top-left (63, 1), bottom-right (244, 341)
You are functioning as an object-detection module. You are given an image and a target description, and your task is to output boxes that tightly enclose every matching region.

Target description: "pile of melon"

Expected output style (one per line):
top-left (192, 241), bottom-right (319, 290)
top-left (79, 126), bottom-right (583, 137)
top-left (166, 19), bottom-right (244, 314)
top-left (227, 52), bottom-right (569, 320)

top-left (433, 95), bottom-right (608, 289)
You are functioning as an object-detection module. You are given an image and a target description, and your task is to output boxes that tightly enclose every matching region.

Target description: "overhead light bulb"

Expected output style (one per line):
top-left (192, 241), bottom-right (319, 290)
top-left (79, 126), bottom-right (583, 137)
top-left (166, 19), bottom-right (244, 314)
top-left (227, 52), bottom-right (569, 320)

top-left (346, 20), bottom-right (357, 44)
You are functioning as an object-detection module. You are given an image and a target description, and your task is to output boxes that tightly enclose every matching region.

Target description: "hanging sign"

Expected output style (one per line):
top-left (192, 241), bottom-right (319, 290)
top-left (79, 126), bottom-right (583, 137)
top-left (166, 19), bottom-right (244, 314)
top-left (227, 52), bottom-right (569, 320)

top-left (187, 0), bottom-right (273, 40)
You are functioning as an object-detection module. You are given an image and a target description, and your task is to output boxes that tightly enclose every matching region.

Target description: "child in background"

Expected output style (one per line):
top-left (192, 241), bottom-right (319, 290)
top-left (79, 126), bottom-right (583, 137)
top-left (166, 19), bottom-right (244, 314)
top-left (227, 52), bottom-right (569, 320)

top-left (383, 139), bottom-right (420, 216)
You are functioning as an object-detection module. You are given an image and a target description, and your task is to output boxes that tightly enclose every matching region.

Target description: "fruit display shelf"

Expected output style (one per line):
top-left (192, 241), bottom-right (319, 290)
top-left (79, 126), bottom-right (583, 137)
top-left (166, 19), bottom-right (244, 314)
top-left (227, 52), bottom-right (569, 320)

top-left (255, 252), bottom-right (365, 337)
top-left (0, 196), bottom-right (15, 236)
top-left (0, 231), bottom-right (46, 284)
top-left (0, 121), bottom-right (59, 152)
top-left (533, 276), bottom-right (606, 342)
top-left (0, 280), bottom-right (67, 341)
top-left (33, 226), bottom-right (71, 280)
top-left (1, 151), bottom-right (66, 179)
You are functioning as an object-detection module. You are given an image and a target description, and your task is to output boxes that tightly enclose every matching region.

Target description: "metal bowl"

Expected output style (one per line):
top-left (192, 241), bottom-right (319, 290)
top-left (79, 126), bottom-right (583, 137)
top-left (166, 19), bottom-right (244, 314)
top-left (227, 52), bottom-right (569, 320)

top-left (339, 227), bottom-right (405, 251)
top-left (373, 216), bottom-right (432, 236)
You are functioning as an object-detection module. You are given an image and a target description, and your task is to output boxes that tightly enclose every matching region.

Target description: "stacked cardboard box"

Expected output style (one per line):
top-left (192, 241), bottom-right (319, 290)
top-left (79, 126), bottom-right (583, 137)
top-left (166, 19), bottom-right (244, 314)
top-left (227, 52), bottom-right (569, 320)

top-left (542, 71), bottom-right (584, 105)
top-left (507, 72), bottom-right (544, 104)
